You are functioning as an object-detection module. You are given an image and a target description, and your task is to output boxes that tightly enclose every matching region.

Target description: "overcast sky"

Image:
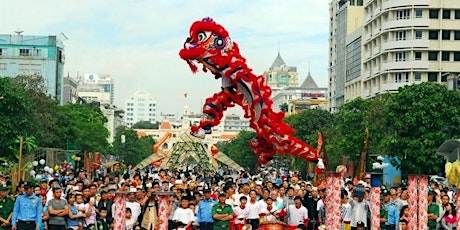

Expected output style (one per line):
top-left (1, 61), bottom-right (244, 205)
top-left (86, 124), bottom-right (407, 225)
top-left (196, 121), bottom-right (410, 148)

top-left (0, 0), bottom-right (330, 117)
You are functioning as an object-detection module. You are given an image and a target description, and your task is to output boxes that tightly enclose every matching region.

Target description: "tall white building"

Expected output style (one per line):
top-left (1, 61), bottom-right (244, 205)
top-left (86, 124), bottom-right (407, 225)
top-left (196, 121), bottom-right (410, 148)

top-left (359, 0), bottom-right (460, 99)
top-left (125, 89), bottom-right (157, 127)
top-left (329, 0), bottom-right (364, 112)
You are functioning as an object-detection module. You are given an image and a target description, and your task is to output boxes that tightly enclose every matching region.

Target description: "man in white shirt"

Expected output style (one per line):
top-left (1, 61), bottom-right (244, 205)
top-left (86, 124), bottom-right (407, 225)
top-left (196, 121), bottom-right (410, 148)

top-left (126, 189), bottom-right (142, 222)
top-left (287, 196), bottom-right (309, 229)
top-left (233, 196), bottom-right (249, 230)
top-left (172, 198), bottom-right (195, 230)
top-left (246, 190), bottom-right (261, 230)
top-left (349, 196), bottom-right (369, 229)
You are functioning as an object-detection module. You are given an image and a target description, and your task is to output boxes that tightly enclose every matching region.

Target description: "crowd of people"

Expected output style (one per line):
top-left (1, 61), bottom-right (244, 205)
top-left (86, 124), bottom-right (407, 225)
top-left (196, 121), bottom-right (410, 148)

top-left (0, 164), bottom-right (458, 230)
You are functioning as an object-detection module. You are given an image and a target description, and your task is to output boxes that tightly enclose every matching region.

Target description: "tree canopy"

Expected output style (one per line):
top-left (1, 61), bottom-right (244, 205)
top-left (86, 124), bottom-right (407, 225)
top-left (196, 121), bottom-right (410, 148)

top-left (110, 126), bottom-right (155, 166)
top-left (0, 75), bottom-right (111, 159)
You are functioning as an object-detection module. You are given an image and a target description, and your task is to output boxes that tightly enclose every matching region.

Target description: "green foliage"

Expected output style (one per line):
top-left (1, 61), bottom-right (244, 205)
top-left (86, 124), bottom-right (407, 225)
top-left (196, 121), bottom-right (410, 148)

top-left (111, 126), bottom-right (155, 166)
top-left (216, 130), bottom-right (258, 171)
top-left (0, 75), bottom-right (111, 160)
top-left (58, 103), bottom-right (110, 152)
top-left (385, 82), bottom-right (460, 174)
top-left (0, 77), bottom-right (32, 159)
top-left (279, 102), bottom-right (288, 112)
top-left (132, 120), bottom-right (159, 129)
top-left (284, 109), bottom-right (337, 171)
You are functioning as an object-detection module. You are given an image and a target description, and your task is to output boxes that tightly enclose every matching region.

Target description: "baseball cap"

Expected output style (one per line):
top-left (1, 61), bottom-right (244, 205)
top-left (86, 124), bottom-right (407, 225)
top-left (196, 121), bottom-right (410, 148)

top-left (0, 184), bottom-right (9, 191)
top-left (357, 221), bottom-right (365, 227)
top-left (218, 192), bottom-right (226, 197)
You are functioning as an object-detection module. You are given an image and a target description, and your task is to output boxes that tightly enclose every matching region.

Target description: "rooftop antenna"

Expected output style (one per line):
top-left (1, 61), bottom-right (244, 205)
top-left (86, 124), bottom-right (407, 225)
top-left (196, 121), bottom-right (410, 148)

top-left (60, 32), bottom-right (68, 40)
top-left (278, 40), bottom-right (280, 54)
top-left (14, 28), bottom-right (23, 35)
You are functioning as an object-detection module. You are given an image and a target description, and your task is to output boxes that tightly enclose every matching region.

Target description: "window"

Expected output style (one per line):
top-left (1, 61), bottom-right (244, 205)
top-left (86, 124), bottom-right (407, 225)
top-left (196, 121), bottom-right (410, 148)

top-left (428, 73), bottom-right (438, 82)
top-left (429, 30), bottom-right (439, 40)
top-left (33, 49), bottom-right (42, 57)
top-left (428, 51), bottom-right (438, 61)
top-left (415, 51), bottom-right (422, 60)
top-left (19, 48), bottom-right (31, 56)
top-left (456, 10), bottom-right (460, 19)
top-left (395, 52), bottom-right (408, 62)
top-left (454, 52), bottom-right (460, 61)
top-left (395, 31), bottom-right (407, 40)
top-left (414, 72), bottom-right (422, 81)
top-left (415, 30), bottom-right (423, 39)
top-left (454, 31), bottom-right (460, 40)
top-left (415, 9), bottom-right (423, 18)
top-left (441, 73), bottom-right (448, 82)
top-left (0, 48), bottom-right (5, 56)
top-left (443, 10), bottom-right (451, 19)
top-left (442, 51), bottom-right (450, 61)
top-left (395, 72), bottom-right (409, 83)
top-left (396, 10), bottom-right (410, 20)
top-left (442, 30), bottom-right (451, 40)
top-left (0, 63), bottom-right (6, 71)
top-left (429, 9), bottom-right (439, 19)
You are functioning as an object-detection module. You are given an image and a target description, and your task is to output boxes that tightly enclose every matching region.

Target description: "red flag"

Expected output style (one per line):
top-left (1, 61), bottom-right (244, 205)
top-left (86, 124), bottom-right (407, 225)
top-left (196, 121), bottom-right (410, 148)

top-left (184, 92), bottom-right (188, 98)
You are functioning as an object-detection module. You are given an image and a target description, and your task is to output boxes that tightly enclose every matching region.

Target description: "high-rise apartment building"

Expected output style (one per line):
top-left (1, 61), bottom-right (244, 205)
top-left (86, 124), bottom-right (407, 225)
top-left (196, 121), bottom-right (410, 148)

top-left (0, 34), bottom-right (65, 102)
top-left (125, 89), bottom-right (157, 127)
top-left (360, 0), bottom-right (460, 99)
top-left (329, 0), bottom-right (364, 112)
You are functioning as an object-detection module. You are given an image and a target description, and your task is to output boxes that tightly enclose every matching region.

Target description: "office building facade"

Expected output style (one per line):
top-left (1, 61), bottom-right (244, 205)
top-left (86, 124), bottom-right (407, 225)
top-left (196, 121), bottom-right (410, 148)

top-left (329, 0), bottom-right (364, 112)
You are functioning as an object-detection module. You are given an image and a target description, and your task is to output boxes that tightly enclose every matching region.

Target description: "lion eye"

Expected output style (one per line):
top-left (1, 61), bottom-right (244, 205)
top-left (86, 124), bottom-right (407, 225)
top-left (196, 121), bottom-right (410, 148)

top-left (197, 31), bottom-right (211, 42)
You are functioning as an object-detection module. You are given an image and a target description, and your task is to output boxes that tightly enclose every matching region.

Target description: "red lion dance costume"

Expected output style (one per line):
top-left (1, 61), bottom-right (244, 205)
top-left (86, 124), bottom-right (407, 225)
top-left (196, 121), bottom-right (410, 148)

top-left (179, 17), bottom-right (318, 164)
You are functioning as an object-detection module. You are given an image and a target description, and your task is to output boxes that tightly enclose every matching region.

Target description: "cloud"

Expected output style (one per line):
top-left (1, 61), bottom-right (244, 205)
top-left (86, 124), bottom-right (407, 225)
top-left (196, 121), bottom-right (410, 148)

top-left (0, 0), bottom-right (330, 117)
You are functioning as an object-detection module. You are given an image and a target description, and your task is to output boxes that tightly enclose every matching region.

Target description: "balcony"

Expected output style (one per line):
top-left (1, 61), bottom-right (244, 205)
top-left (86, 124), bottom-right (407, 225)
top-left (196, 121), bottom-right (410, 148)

top-left (382, 0), bottom-right (430, 10)
top-left (372, 66), bottom-right (380, 75)
top-left (381, 39), bottom-right (430, 50)
top-left (366, 13), bottom-right (372, 23)
top-left (382, 18), bottom-right (430, 30)
top-left (373, 7), bottom-right (381, 16)
top-left (371, 86), bottom-right (380, 95)
top-left (382, 60), bottom-right (429, 70)
top-left (381, 82), bottom-right (410, 92)
top-left (365, 32), bottom-right (372, 41)
top-left (364, 51), bottom-right (371, 60)
top-left (373, 46), bottom-right (380, 56)
top-left (373, 26), bottom-right (381, 35)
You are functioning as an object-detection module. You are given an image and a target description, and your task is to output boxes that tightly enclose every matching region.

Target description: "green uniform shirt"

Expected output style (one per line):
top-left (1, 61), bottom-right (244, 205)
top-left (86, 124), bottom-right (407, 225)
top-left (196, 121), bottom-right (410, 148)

top-left (212, 203), bottom-right (233, 230)
top-left (427, 203), bottom-right (439, 230)
top-left (380, 204), bottom-right (388, 229)
top-left (0, 197), bottom-right (14, 230)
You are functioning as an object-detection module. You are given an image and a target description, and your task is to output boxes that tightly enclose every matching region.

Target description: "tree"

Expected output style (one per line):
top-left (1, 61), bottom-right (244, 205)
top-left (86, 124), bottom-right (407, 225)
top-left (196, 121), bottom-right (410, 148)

top-left (58, 103), bottom-right (110, 152)
top-left (216, 130), bottom-right (258, 171)
top-left (279, 102), bottom-right (288, 112)
top-left (111, 126), bottom-right (155, 166)
top-left (132, 120), bottom-right (157, 129)
top-left (284, 109), bottom-right (340, 168)
top-left (0, 77), bottom-right (33, 159)
top-left (385, 82), bottom-right (460, 174)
